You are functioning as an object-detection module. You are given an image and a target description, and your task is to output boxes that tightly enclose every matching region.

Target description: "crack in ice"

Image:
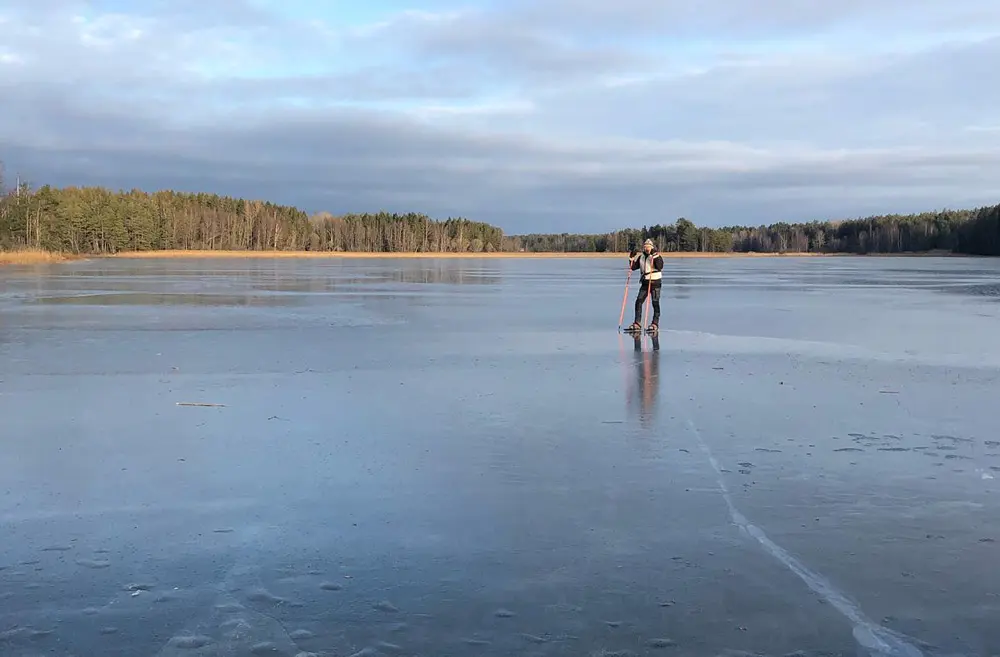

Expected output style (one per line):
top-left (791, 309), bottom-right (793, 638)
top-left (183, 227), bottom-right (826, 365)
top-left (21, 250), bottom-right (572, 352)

top-left (685, 419), bottom-right (926, 657)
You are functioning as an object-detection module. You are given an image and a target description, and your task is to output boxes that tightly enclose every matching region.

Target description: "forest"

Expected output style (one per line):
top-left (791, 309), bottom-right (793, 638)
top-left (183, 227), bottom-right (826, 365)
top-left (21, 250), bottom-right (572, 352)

top-left (1, 166), bottom-right (998, 256)
top-left (0, 181), bottom-right (503, 254)
top-left (507, 209), bottom-right (1000, 256)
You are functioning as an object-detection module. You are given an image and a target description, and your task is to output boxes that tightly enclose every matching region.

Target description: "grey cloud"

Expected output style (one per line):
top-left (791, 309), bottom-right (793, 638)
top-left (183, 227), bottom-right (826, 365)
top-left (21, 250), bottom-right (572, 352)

top-left (354, 10), bottom-right (654, 86)
top-left (4, 86), bottom-right (998, 233)
top-left (412, 17), bottom-right (645, 80)
top-left (0, 1), bottom-right (338, 90)
top-left (519, 36), bottom-right (1000, 150)
top-left (189, 66), bottom-right (484, 103)
top-left (0, 3), bottom-right (491, 107)
top-left (337, 1), bottom-right (1000, 98)
top-left (508, 0), bottom-right (1000, 37)
top-left (142, 0), bottom-right (283, 29)
top-left (47, 67), bottom-right (487, 109)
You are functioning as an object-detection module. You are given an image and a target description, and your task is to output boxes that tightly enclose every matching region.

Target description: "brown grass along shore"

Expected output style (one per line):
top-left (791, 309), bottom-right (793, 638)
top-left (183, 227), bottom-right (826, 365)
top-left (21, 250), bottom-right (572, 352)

top-left (0, 248), bottom-right (75, 265)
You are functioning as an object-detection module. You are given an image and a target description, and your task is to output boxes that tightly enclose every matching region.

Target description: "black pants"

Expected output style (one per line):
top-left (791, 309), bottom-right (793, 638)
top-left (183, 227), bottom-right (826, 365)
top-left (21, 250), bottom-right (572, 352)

top-left (634, 278), bottom-right (661, 324)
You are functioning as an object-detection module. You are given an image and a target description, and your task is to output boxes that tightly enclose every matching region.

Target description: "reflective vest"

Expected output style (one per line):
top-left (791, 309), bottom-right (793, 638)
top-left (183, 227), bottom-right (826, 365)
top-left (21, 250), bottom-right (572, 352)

top-left (638, 253), bottom-right (662, 280)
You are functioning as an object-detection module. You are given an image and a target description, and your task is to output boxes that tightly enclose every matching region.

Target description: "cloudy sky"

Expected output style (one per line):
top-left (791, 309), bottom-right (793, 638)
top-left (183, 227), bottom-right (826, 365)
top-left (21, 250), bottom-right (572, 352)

top-left (1, 0), bottom-right (999, 233)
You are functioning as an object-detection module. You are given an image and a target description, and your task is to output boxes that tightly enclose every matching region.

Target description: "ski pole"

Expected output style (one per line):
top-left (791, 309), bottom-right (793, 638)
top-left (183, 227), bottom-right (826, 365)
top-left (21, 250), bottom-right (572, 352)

top-left (641, 251), bottom-right (653, 329)
top-left (642, 274), bottom-right (652, 329)
top-left (618, 263), bottom-right (632, 331)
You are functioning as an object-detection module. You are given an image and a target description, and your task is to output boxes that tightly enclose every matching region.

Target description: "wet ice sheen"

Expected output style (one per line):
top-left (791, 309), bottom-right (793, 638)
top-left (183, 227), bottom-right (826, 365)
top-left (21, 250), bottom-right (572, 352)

top-left (2, 255), bottom-right (1000, 657)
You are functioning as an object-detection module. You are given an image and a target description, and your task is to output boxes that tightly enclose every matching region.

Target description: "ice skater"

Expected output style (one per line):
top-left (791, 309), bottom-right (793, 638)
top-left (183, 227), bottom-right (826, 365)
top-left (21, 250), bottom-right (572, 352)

top-left (625, 238), bottom-right (663, 332)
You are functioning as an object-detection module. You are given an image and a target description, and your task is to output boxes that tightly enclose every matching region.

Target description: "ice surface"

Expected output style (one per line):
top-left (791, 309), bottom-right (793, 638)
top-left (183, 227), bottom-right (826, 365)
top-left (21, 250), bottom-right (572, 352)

top-left (2, 255), bottom-right (999, 657)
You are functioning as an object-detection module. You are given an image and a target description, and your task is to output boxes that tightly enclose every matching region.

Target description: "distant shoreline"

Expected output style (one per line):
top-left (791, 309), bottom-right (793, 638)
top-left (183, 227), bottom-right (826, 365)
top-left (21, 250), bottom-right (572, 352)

top-left (104, 250), bottom-right (826, 259)
top-left (0, 248), bottom-right (983, 266)
top-left (104, 249), bottom-right (978, 259)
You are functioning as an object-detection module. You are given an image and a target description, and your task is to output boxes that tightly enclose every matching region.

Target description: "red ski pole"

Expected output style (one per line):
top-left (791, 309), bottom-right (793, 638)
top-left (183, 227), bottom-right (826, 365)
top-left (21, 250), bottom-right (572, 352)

top-left (618, 262), bottom-right (633, 331)
top-left (642, 274), bottom-right (652, 329)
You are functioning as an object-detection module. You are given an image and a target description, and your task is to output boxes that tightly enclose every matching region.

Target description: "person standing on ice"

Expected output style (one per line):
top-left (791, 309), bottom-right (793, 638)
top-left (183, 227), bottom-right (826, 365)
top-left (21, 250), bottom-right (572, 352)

top-left (626, 238), bottom-right (663, 332)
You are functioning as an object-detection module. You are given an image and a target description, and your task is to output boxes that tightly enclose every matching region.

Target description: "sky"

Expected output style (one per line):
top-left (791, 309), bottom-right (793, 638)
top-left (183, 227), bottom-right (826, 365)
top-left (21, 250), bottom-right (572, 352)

top-left (1, 0), bottom-right (1000, 233)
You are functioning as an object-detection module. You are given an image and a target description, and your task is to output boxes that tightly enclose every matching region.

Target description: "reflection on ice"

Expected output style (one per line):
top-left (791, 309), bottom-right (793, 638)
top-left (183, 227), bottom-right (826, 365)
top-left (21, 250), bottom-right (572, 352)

top-left (624, 331), bottom-right (660, 429)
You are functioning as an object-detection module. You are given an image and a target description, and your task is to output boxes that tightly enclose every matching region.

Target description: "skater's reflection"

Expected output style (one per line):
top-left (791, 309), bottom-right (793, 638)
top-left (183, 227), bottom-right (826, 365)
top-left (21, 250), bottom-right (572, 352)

top-left (626, 332), bottom-right (660, 428)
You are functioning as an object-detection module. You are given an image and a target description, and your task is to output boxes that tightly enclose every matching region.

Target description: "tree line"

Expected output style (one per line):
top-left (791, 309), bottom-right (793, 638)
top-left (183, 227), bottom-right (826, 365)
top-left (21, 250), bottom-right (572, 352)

top-left (507, 209), bottom-right (1000, 256)
top-left (0, 179), bottom-right (503, 254)
top-left (1, 166), bottom-right (997, 256)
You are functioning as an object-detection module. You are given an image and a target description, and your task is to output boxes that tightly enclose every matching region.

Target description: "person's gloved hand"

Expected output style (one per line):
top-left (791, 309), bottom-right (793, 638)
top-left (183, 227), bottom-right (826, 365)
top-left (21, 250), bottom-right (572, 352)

top-left (629, 248), bottom-right (637, 258)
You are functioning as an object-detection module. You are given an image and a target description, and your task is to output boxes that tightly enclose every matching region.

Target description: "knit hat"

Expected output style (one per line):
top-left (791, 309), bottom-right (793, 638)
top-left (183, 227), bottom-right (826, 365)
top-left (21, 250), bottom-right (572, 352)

top-left (643, 238), bottom-right (654, 248)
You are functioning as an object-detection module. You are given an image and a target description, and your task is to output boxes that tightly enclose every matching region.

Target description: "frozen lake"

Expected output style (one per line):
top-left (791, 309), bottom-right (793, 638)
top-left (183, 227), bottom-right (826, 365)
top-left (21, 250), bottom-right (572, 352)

top-left (2, 255), bottom-right (1000, 657)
